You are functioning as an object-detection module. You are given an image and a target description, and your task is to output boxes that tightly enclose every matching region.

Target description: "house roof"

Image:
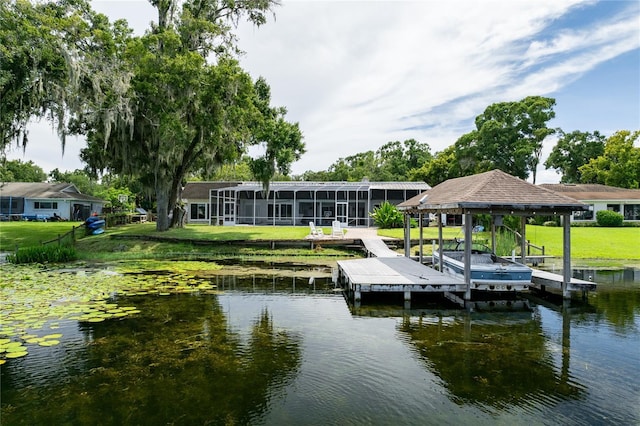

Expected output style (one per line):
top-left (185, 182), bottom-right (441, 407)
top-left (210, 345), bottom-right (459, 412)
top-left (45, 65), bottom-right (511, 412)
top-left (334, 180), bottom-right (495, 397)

top-left (398, 169), bottom-right (587, 215)
top-left (183, 181), bottom-right (430, 199)
top-left (181, 181), bottom-right (241, 200)
top-left (539, 183), bottom-right (640, 201)
top-left (0, 182), bottom-right (105, 203)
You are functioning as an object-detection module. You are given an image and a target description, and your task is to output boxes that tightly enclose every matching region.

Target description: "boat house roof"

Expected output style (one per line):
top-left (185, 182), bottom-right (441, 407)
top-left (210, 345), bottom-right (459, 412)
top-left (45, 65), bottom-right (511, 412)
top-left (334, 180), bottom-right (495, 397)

top-left (398, 169), bottom-right (588, 215)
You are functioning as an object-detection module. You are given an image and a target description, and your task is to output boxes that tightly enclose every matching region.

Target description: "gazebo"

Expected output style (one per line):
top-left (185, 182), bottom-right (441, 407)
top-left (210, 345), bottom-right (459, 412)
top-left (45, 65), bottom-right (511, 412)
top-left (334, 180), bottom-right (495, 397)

top-left (398, 170), bottom-right (589, 300)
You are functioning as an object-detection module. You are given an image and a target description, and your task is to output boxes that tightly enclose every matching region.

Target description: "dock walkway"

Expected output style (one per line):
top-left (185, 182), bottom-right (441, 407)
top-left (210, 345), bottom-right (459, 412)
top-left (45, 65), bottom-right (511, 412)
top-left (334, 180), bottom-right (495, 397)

top-left (338, 227), bottom-right (465, 303)
top-left (530, 269), bottom-right (596, 294)
top-left (338, 227), bottom-right (596, 304)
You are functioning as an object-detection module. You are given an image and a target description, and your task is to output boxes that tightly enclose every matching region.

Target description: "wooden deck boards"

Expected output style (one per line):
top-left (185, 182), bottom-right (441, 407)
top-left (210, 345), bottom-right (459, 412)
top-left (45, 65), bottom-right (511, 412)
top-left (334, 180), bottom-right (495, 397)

top-left (338, 233), bottom-right (596, 302)
top-left (360, 238), bottom-right (403, 258)
top-left (531, 269), bottom-right (596, 292)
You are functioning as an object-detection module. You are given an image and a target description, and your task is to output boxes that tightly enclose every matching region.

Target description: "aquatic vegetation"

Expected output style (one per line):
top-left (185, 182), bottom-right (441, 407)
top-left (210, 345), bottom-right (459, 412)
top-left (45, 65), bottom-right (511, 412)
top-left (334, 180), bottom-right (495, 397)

top-left (0, 262), bottom-right (223, 363)
top-left (6, 245), bottom-right (77, 264)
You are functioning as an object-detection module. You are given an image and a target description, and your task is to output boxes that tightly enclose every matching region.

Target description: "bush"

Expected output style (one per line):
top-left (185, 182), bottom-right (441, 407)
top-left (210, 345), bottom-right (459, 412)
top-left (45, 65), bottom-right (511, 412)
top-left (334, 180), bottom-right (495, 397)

top-left (543, 221), bottom-right (558, 227)
top-left (596, 210), bottom-right (624, 227)
top-left (369, 201), bottom-right (404, 228)
top-left (7, 245), bottom-right (77, 264)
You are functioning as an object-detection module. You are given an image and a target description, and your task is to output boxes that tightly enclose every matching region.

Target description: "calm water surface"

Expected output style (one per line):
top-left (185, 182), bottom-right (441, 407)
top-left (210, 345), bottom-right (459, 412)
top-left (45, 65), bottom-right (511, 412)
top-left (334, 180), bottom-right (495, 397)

top-left (1, 263), bottom-right (639, 425)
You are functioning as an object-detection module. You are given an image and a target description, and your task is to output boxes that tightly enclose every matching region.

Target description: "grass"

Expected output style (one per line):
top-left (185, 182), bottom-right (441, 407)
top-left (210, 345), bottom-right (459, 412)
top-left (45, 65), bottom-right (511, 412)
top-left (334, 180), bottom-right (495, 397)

top-left (1, 222), bottom-right (638, 261)
top-left (378, 224), bottom-right (640, 260)
top-left (105, 222), bottom-right (316, 240)
top-left (0, 222), bottom-right (84, 250)
top-left (523, 225), bottom-right (640, 259)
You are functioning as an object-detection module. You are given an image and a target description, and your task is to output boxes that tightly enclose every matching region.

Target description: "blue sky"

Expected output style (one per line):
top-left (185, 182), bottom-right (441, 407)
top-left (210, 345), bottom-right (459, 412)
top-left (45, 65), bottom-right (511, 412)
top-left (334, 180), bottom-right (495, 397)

top-left (6, 0), bottom-right (640, 183)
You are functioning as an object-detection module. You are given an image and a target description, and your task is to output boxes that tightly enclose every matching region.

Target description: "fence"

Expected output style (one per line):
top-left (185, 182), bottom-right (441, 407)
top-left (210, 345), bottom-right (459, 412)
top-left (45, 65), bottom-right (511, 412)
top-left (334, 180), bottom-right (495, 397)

top-left (41, 224), bottom-right (83, 247)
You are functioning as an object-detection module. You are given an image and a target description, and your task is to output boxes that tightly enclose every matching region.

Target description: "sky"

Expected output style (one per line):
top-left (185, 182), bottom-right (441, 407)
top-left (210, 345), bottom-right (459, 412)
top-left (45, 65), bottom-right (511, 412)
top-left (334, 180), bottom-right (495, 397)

top-left (6, 0), bottom-right (640, 184)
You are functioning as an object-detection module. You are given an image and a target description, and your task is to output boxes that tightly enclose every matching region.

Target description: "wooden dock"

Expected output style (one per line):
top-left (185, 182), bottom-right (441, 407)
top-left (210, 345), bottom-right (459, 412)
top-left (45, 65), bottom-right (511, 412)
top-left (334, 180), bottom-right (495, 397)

top-left (530, 269), bottom-right (596, 294)
top-left (337, 256), bottom-right (466, 302)
top-left (337, 236), bottom-right (597, 304)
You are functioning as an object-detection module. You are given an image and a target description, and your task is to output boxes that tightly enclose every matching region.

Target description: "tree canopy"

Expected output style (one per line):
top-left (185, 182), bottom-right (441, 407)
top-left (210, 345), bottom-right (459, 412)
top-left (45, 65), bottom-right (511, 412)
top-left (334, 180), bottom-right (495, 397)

top-left (1, 0), bottom-right (133, 152)
top-left (544, 130), bottom-right (606, 183)
top-left (3, 0), bottom-right (304, 231)
top-left (454, 96), bottom-right (556, 182)
top-left (0, 159), bottom-right (47, 182)
top-left (578, 130), bottom-right (640, 189)
top-left (301, 139), bottom-right (431, 182)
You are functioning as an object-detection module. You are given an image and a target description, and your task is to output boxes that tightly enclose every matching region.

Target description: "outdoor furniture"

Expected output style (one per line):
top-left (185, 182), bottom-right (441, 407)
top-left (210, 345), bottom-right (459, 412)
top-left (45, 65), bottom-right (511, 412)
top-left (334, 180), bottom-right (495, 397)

top-left (331, 221), bottom-right (344, 238)
top-left (309, 222), bottom-right (324, 237)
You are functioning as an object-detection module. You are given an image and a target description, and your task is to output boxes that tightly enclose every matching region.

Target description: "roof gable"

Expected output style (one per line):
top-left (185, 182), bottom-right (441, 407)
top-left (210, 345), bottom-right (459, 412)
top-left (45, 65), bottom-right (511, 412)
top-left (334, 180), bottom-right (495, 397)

top-left (399, 170), bottom-right (586, 214)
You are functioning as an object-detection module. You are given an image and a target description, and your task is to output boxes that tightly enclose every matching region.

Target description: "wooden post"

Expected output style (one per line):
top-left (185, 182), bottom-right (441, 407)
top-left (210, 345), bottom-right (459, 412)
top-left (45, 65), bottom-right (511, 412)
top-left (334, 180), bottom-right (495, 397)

top-left (491, 220), bottom-right (497, 254)
top-left (520, 216), bottom-right (527, 265)
top-left (418, 213), bottom-right (424, 263)
top-left (438, 215), bottom-right (444, 273)
top-left (562, 214), bottom-right (571, 299)
top-left (404, 214), bottom-right (411, 257)
top-left (463, 212), bottom-right (472, 300)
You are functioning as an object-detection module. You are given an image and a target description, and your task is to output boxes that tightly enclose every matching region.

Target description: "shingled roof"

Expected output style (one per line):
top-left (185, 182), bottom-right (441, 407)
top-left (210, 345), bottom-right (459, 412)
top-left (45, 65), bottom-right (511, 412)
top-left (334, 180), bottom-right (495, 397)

top-left (539, 183), bottom-right (640, 201)
top-left (0, 182), bottom-right (104, 202)
top-left (398, 169), bottom-right (587, 215)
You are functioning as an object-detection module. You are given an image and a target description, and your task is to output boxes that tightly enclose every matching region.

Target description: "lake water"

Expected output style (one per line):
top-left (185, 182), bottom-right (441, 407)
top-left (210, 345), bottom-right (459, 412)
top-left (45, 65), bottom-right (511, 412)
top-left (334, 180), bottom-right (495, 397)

top-left (1, 262), bottom-right (639, 425)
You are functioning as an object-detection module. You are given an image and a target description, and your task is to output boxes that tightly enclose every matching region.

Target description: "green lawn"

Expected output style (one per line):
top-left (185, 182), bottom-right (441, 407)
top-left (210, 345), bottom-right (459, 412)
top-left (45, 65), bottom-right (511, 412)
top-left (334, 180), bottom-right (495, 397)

top-left (0, 222), bottom-right (84, 250)
top-left (523, 225), bottom-right (640, 259)
top-left (1, 222), bottom-right (638, 260)
top-left (377, 225), bottom-right (640, 259)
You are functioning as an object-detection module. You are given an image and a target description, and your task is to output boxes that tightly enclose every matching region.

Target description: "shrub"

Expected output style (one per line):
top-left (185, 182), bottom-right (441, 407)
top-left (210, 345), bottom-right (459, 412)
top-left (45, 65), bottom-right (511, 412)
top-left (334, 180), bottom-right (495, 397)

top-left (7, 245), bottom-right (77, 264)
top-left (596, 210), bottom-right (624, 227)
top-left (543, 221), bottom-right (558, 227)
top-left (369, 201), bottom-right (404, 228)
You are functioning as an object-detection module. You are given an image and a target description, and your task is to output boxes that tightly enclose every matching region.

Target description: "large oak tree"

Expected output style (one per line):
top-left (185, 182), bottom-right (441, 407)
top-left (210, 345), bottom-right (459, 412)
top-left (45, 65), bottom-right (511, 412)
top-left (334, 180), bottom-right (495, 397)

top-left (454, 96), bottom-right (556, 182)
top-left (3, 0), bottom-right (304, 231)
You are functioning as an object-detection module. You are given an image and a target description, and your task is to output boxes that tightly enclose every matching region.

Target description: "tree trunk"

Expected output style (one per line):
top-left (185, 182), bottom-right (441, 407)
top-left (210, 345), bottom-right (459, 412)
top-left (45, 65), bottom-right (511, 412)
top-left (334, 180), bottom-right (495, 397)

top-left (155, 184), bottom-right (170, 232)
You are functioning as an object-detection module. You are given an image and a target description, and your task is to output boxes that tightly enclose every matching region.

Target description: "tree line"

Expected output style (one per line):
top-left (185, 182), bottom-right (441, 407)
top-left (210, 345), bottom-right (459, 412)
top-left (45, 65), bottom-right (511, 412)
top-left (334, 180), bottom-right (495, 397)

top-left (2, 2), bottom-right (638, 234)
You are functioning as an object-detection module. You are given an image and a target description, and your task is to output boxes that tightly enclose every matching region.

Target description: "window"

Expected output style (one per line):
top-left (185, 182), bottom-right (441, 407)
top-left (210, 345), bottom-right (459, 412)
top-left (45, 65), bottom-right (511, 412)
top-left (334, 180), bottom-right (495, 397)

top-left (1, 199), bottom-right (18, 211)
top-left (573, 206), bottom-right (594, 220)
top-left (190, 203), bottom-right (207, 220)
top-left (268, 203), bottom-right (292, 219)
top-left (34, 201), bottom-right (57, 209)
top-left (624, 204), bottom-right (640, 221)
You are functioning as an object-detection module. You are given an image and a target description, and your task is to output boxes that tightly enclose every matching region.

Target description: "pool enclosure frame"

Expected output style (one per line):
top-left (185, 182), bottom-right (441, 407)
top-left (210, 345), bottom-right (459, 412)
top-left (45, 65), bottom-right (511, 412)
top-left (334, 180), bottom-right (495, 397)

top-left (209, 181), bottom-right (429, 227)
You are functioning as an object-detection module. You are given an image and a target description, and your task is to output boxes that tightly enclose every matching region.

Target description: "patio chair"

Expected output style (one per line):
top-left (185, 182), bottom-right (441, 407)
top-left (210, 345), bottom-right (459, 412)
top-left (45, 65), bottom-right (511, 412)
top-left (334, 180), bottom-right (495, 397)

top-left (331, 221), bottom-right (344, 238)
top-left (309, 222), bottom-right (324, 237)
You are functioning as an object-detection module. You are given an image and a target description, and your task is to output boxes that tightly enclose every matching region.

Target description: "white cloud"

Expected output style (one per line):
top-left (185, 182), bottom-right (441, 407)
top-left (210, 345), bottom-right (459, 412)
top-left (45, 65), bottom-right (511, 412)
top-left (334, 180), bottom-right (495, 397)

top-left (7, 0), bottom-right (639, 182)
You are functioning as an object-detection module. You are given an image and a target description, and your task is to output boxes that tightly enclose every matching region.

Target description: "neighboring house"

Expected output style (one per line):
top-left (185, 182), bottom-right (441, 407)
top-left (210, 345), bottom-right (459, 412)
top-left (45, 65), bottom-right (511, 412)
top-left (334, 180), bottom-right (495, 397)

top-left (182, 180), bottom-right (430, 227)
top-left (0, 182), bottom-right (106, 221)
top-left (540, 183), bottom-right (640, 223)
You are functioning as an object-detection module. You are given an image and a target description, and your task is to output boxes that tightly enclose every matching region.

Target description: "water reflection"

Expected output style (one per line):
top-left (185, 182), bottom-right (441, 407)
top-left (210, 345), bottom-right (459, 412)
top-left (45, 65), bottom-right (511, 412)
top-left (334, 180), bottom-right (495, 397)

top-left (1, 263), bottom-right (639, 425)
top-left (396, 304), bottom-right (586, 408)
top-left (1, 294), bottom-right (302, 425)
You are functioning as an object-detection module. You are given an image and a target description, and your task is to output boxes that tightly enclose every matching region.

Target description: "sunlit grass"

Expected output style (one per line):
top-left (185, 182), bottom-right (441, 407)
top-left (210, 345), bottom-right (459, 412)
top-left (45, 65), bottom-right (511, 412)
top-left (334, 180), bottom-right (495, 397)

top-left (0, 222), bottom-right (83, 250)
top-left (524, 225), bottom-right (640, 259)
top-left (2, 221), bottom-right (638, 260)
top-left (107, 223), bottom-right (316, 240)
top-left (379, 224), bottom-right (640, 260)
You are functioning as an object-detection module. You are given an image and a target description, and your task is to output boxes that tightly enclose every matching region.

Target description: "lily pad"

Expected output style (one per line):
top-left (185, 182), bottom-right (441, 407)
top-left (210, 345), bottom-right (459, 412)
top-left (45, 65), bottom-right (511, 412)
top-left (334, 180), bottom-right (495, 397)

top-left (5, 351), bottom-right (28, 359)
top-left (42, 333), bottom-right (63, 340)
